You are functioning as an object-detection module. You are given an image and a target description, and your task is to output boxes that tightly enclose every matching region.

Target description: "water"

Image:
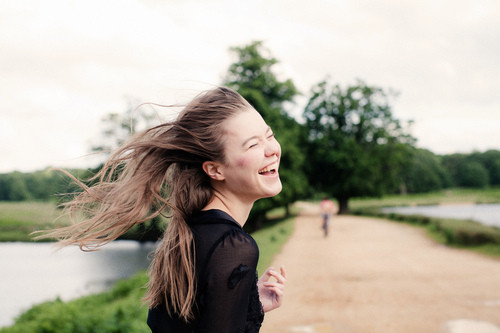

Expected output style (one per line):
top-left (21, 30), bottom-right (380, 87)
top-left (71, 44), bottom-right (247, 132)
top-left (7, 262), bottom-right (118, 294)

top-left (382, 203), bottom-right (500, 227)
top-left (0, 240), bottom-right (157, 328)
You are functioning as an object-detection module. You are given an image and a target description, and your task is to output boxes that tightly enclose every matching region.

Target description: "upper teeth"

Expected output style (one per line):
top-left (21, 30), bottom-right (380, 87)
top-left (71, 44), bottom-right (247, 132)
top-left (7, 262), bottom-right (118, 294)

top-left (259, 163), bottom-right (277, 174)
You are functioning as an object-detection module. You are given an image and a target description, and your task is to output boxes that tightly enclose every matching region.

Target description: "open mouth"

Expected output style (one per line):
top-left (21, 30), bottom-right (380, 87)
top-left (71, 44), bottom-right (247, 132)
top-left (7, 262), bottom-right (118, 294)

top-left (258, 163), bottom-right (278, 176)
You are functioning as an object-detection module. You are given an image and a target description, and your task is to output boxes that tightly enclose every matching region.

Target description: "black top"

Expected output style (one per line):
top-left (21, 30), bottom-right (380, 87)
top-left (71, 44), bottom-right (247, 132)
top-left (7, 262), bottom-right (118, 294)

top-left (147, 209), bottom-right (264, 333)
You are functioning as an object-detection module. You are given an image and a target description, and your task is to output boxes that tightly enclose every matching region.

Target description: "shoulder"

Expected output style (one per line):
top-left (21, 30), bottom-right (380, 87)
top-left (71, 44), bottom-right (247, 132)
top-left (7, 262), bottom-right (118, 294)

top-left (189, 210), bottom-right (259, 271)
top-left (190, 210), bottom-right (258, 255)
top-left (202, 228), bottom-right (259, 275)
top-left (214, 228), bottom-right (259, 259)
top-left (200, 228), bottom-right (259, 293)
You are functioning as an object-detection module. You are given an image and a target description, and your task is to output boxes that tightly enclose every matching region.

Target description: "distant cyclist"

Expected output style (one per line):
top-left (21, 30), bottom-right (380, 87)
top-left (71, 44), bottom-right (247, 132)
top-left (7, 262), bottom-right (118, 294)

top-left (320, 197), bottom-right (335, 237)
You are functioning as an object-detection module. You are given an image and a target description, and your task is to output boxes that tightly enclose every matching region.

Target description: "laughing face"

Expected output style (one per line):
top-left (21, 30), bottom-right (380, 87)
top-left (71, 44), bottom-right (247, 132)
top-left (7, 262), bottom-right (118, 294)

top-left (216, 107), bottom-right (282, 203)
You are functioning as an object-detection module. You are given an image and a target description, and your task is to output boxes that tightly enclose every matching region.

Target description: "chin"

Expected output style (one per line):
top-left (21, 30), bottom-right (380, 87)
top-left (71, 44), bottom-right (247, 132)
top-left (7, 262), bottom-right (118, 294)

top-left (264, 181), bottom-right (282, 198)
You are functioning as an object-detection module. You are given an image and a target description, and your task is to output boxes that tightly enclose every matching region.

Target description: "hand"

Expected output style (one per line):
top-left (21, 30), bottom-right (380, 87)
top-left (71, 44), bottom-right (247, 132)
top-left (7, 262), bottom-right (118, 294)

top-left (258, 265), bottom-right (287, 312)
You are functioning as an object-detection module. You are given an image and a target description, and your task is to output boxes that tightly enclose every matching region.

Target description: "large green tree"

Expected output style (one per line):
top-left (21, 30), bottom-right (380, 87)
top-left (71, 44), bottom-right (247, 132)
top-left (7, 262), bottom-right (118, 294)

top-left (0, 172), bottom-right (31, 201)
top-left (468, 150), bottom-right (500, 186)
top-left (303, 79), bottom-right (416, 214)
top-left (402, 148), bottom-right (451, 193)
top-left (223, 41), bottom-right (309, 229)
top-left (442, 153), bottom-right (490, 188)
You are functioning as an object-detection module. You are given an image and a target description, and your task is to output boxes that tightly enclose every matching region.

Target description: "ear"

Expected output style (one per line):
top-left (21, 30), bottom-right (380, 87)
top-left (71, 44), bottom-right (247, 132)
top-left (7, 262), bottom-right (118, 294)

top-left (202, 161), bottom-right (225, 181)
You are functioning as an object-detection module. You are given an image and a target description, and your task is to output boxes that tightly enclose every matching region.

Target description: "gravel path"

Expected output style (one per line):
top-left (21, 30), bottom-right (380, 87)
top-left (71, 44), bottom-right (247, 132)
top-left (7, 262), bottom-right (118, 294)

top-left (260, 202), bottom-right (500, 333)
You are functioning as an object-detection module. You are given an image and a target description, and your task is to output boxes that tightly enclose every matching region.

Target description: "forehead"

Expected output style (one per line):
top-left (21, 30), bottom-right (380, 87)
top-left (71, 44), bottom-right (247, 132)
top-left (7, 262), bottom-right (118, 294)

top-left (223, 108), bottom-right (268, 140)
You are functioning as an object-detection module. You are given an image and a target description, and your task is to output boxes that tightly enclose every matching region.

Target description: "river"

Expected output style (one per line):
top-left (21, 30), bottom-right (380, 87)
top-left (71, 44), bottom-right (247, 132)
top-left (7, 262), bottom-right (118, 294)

top-left (0, 240), bottom-right (156, 328)
top-left (382, 203), bottom-right (500, 227)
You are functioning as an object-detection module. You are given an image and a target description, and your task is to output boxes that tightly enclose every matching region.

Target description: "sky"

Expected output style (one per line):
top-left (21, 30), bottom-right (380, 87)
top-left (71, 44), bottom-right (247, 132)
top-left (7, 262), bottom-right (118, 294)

top-left (1, 0), bottom-right (499, 173)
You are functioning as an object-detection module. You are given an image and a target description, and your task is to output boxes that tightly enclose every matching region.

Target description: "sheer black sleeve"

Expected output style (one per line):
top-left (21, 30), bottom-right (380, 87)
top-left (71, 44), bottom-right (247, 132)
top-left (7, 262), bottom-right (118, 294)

top-left (196, 229), bottom-right (261, 332)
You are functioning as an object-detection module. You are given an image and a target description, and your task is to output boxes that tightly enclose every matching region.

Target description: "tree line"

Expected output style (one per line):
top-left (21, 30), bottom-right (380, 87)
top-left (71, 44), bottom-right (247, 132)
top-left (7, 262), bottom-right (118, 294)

top-left (0, 168), bottom-right (97, 202)
top-left (2, 148), bottom-right (498, 202)
top-left (1, 41), bottom-right (499, 226)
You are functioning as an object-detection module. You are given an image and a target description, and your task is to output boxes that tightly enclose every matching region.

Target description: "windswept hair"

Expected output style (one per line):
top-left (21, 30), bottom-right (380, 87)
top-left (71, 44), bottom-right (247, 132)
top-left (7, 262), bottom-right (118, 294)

top-left (38, 87), bottom-right (253, 321)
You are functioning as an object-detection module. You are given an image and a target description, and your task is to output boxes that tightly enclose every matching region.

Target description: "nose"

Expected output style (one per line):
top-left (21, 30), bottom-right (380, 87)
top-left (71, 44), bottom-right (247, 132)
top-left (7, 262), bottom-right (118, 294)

top-left (265, 137), bottom-right (281, 157)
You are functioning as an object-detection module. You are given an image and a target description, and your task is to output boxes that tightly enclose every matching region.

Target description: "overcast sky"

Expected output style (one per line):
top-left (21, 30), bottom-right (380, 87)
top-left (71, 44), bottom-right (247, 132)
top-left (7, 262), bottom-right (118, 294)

top-left (1, 0), bottom-right (499, 173)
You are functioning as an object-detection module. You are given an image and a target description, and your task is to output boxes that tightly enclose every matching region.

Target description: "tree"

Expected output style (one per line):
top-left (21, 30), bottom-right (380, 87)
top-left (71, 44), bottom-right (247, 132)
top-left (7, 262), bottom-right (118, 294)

top-left (403, 148), bottom-right (451, 193)
top-left (0, 172), bottom-right (31, 201)
top-left (456, 160), bottom-right (489, 188)
top-left (303, 79), bottom-right (415, 214)
top-left (223, 41), bottom-right (308, 229)
top-left (489, 159), bottom-right (500, 186)
top-left (85, 101), bottom-right (165, 241)
top-left (470, 150), bottom-right (500, 186)
top-left (91, 98), bottom-right (159, 157)
top-left (441, 153), bottom-right (465, 187)
top-left (442, 152), bottom-right (493, 188)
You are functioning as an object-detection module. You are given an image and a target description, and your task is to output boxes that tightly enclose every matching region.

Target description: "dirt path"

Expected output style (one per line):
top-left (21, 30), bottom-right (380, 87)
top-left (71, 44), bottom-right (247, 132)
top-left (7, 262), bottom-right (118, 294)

top-left (260, 202), bottom-right (500, 333)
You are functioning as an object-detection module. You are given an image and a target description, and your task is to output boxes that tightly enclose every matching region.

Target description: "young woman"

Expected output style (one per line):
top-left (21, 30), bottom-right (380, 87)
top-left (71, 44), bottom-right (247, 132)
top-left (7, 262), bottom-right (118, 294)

top-left (44, 87), bottom-right (287, 332)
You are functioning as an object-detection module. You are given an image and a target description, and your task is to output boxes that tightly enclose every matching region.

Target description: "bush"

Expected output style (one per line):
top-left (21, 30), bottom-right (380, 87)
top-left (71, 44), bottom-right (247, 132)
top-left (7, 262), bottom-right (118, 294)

top-left (433, 219), bottom-right (500, 246)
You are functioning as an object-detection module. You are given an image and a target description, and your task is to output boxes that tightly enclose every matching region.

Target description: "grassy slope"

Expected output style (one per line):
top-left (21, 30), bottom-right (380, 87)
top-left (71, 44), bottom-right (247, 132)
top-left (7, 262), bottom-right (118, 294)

top-left (0, 202), bottom-right (71, 242)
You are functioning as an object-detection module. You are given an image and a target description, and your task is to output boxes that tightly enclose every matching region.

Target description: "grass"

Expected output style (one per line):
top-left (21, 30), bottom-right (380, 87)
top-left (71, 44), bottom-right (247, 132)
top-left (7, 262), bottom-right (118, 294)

top-left (0, 202), bottom-right (70, 242)
top-left (253, 215), bottom-right (295, 274)
top-left (350, 187), bottom-right (500, 210)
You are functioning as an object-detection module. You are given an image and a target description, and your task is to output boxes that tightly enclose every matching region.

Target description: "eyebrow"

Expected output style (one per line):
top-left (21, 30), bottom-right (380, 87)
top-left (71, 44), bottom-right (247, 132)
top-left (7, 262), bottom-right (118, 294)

top-left (241, 126), bottom-right (272, 147)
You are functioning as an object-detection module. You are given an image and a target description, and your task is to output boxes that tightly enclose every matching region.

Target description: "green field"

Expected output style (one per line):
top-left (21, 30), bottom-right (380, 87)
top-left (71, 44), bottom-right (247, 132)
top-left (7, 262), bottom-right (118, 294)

top-left (0, 202), bottom-right (71, 242)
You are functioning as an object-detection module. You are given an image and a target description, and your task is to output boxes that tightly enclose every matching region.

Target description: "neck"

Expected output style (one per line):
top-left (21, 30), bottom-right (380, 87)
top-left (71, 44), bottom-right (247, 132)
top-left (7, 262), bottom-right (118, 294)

top-left (202, 192), bottom-right (253, 227)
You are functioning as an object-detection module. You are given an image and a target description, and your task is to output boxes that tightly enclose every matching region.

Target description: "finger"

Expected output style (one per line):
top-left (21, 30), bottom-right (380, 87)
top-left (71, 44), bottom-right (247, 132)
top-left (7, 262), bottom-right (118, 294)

top-left (263, 280), bottom-right (285, 289)
top-left (280, 265), bottom-right (287, 279)
top-left (263, 280), bottom-right (285, 287)
top-left (268, 269), bottom-right (287, 284)
top-left (260, 267), bottom-right (275, 282)
top-left (263, 283), bottom-right (285, 293)
top-left (264, 285), bottom-right (284, 298)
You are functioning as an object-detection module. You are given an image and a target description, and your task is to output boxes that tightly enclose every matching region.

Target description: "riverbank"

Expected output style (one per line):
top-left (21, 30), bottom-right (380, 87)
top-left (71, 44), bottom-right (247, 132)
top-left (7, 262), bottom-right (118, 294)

top-left (351, 206), bottom-right (500, 258)
top-left (349, 188), bottom-right (500, 258)
top-left (261, 202), bottom-right (500, 333)
top-left (349, 187), bottom-right (500, 209)
top-left (0, 240), bottom-right (155, 329)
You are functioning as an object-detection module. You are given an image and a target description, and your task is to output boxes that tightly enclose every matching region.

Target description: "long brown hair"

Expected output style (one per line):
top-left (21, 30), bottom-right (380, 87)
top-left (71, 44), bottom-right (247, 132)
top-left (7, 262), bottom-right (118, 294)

top-left (40, 87), bottom-right (253, 321)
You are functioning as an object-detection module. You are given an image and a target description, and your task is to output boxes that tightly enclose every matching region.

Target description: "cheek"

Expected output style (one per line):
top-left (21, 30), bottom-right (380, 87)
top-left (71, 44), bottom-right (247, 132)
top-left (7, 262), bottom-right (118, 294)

top-left (236, 156), bottom-right (250, 168)
top-left (235, 147), bottom-right (263, 168)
